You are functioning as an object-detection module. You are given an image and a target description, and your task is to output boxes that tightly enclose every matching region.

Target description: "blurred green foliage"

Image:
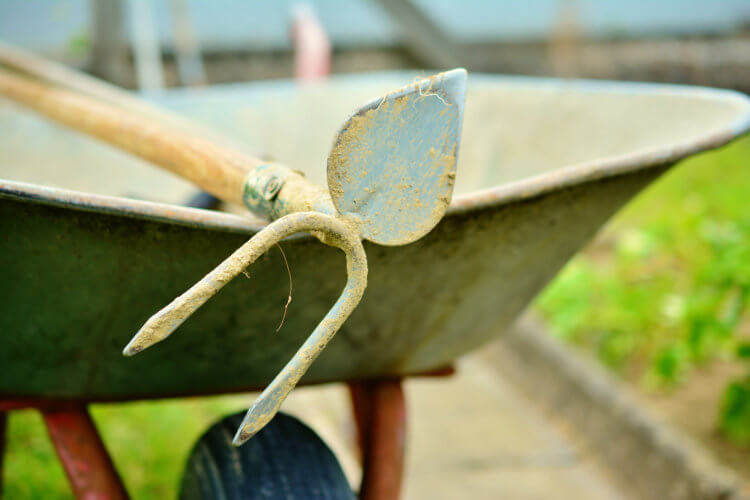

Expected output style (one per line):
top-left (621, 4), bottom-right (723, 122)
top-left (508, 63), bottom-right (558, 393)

top-left (66, 33), bottom-right (89, 57)
top-left (536, 136), bottom-right (750, 444)
top-left (721, 370), bottom-right (750, 445)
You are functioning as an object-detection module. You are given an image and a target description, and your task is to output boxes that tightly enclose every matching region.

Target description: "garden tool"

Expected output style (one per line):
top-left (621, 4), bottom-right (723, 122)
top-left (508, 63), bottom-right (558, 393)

top-left (0, 61), bottom-right (466, 445)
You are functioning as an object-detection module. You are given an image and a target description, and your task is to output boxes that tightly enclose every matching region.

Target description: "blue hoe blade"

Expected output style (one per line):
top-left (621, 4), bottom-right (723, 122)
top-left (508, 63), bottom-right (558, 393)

top-left (327, 69), bottom-right (466, 246)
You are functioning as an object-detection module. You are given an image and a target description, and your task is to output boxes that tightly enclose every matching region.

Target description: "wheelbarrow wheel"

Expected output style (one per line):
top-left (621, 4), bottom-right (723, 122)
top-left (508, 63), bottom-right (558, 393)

top-left (180, 411), bottom-right (355, 500)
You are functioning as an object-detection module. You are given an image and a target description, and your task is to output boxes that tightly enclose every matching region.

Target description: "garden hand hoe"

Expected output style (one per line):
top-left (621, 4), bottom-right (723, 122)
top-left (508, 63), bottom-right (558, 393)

top-left (0, 63), bottom-right (466, 445)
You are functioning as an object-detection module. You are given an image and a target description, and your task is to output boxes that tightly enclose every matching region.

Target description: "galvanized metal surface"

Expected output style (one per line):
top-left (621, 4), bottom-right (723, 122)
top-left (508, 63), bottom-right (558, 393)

top-left (0, 167), bottom-right (675, 400)
top-left (1, 73), bottom-right (749, 402)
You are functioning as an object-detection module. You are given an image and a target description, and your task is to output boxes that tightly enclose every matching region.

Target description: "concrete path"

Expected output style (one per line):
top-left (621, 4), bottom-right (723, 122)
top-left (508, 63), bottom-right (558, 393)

top-left (282, 352), bottom-right (629, 499)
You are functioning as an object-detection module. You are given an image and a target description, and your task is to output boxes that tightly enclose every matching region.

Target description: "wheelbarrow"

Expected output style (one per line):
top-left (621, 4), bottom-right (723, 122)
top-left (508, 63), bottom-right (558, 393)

top-left (1, 45), bottom-right (749, 498)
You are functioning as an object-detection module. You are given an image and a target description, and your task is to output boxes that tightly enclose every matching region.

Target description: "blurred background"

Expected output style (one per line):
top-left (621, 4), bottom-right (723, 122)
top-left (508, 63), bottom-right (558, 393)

top-left (2, 0), bottom-right (749, 90)
top-left (1, 1), bottom-right (750, 498)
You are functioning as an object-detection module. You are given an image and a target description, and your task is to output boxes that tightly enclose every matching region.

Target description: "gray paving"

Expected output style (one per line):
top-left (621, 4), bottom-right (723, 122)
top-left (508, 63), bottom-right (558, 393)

top-left (282, 353), bottom-right (628, 499)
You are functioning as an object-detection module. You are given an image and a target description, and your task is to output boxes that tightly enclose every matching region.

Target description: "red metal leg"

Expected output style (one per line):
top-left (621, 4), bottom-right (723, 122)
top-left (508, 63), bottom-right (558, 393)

top-left (348, 383), bottom-right (371, 457)
top-left (348, 379), bottom-right (406, 500)
top-left (42, 405), bottom-right (127, 500)
top-left (0, 411), bottom-right (7, 496)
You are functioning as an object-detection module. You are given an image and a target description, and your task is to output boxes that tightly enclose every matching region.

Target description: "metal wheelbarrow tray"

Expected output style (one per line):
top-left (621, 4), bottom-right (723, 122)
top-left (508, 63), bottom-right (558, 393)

top-left (1, 73), bottom-right (749, 401)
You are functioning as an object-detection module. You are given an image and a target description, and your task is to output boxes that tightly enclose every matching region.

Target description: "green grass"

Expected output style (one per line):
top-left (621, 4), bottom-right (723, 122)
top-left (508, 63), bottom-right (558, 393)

top-left (536, 136), bottom-right (750, 441)
top-left (3, 396), bottom-right (249, 498)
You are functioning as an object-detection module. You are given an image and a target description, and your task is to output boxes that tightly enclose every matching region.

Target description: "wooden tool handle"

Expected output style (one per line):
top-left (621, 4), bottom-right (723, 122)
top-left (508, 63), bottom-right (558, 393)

top-left (0, 67), bottom-right (263, 206)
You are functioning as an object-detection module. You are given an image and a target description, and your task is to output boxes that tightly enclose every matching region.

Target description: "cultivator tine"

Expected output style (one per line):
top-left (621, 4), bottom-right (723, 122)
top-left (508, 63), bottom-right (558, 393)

top-left (123, 212), bottom-right (366, 356)
top-left (123, 211), bottom-right (367, 444)
top-left (232, 240), bottom-right (367, 445)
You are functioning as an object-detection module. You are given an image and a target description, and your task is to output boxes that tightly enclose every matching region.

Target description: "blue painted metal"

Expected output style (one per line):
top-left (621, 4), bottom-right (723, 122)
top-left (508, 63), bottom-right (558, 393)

top-left (328, 69), bottom-right (466, 245)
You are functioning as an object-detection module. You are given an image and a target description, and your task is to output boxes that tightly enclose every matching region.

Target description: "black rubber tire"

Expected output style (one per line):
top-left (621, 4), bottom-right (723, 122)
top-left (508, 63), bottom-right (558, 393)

top-left (180, 411), bottom-right (356, 500)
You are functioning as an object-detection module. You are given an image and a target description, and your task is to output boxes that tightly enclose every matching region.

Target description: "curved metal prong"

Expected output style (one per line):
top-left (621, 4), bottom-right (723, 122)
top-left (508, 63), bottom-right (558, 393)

top-left (122, 212), bottom-right (366, 356)
top-left (122, 211), bottom-right (367, 445)
top-left (232, 235), bottom-right (367, 445)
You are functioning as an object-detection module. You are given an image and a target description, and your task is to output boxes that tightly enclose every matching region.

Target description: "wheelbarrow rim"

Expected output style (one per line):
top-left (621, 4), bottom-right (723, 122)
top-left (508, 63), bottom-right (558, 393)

top-left (2, 74), bottom-right (749, 230)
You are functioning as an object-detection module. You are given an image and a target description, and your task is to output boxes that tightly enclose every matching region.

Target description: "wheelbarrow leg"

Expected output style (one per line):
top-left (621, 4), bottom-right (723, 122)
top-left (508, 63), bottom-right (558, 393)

top-left (0, 411), bottom-right (6, 496)
top-left (42, 405), bottom-right (128, 500)
top-left (348, 379), bottom-right (406, 500)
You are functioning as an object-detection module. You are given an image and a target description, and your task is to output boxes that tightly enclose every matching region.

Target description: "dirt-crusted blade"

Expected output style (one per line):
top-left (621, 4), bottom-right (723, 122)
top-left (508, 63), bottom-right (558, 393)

top-left (327, 69), bottom-right (466, 246)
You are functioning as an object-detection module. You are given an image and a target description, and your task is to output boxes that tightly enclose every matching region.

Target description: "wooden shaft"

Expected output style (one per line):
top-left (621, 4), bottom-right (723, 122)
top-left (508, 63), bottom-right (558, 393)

top-left (0, 42), bottom-right (254, 151)
top-left (0, 67), bottom-right (262, 206)
top-left (0, 41), bottom-right (142, 112)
